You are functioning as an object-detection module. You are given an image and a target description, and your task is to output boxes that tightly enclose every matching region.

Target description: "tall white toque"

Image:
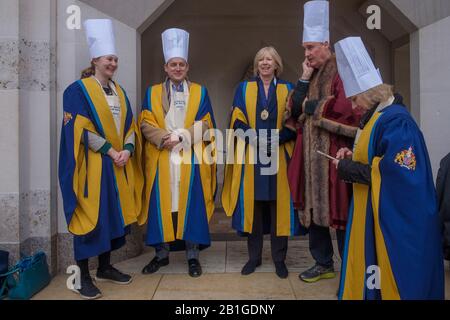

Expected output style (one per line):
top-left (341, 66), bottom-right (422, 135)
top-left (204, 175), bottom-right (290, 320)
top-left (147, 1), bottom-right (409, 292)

top-left (162, 28), bottom-right (190, 63)
top-left (335, 37), bottom-right (383, 98)
top-left (83, 19), bottom-right (117, 59)
top-left (303, 0), bottom-right (330, 43)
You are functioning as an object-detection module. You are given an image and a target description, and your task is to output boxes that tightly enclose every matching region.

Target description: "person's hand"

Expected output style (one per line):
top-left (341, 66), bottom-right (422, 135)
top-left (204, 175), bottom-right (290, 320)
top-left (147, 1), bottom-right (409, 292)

top-left (114, 150), bottom-right (131, 167)
top-left (107, 148), bottom-right (120, 162)
top-left (336, 147), bottom-right (353, 160)
top-left (332, 159), bottom-right (340, 169)
top-left (162, 133), bottom-right (181, 151)
top-left (301, 58), bottom-right (314, 81)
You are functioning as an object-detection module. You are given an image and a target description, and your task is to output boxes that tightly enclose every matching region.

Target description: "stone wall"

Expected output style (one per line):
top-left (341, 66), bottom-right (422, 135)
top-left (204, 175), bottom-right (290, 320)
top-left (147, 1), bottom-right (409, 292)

top-left (0, 0), bottom-right (58, 274)
top-left (411, 16), bottom-right (450, 178)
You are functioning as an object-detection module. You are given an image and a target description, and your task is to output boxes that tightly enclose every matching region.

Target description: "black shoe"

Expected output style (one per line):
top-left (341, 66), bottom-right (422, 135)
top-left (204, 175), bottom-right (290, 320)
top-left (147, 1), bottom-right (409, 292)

top-left (241, 260), bottom-right (262, 275)
top-left (274, 261), bottom-right (288, 279)
top-left (95, 266), bottom-right (132, 285)
top-left (142, 257), bottom-right (169, 274)
top-left (75, 276), bottom-right (102, 300)
top-left (188, 259), bottom-right (202, 277)
top-left (299, 264), bottom-right (336, 283)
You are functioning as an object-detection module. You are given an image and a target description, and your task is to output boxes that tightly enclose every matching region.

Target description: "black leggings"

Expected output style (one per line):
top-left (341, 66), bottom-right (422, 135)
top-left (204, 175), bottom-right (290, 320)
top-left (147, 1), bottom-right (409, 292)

top-left (76, 251), bottom-right (111, 278)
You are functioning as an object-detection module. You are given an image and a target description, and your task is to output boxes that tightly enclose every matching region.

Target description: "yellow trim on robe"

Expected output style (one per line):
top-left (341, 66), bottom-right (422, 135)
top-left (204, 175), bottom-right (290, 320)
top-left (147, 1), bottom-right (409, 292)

top-left (242, 82), bottom-right (257, 233)
top-left (70, 115), bottom-right (102, 235)
top-left (198, 111), bottom-right (217, 221)
top-left (371, 156), bottom-right (400, 300)
top-left (341, 112), bottom-right (379, 299)
top-left (341, 111), bottom-right (399, 300)
top-left (275, 84), bottom-right (295, 235)
top-left (68, 79), bottom-right (143, 235)
top-left (222, 108), bottom-right (247, 217)
top-left (176, 84), bottom-right (202, 240)
top-left (222, 81), bottom-right (295, 236)
top-left (139, 83), bottom-right (174, 242)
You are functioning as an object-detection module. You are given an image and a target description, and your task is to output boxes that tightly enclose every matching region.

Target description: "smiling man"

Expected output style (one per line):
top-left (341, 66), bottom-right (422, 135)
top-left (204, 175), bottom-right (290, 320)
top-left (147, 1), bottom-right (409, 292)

top-left (287, 1), bottom-right (363, 284)
top-left (138, 28), bottom-right (217, 278)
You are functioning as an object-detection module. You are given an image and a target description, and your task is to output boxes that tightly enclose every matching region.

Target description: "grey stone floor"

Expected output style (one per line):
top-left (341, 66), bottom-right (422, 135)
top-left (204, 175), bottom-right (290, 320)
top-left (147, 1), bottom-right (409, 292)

top-left (33, 240), bottom-right (449, 300)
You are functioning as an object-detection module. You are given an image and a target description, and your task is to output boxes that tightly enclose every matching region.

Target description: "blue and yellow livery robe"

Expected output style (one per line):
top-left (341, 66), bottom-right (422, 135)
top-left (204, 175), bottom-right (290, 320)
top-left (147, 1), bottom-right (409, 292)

top-left (138, 82), bottom-right (217, 247)
top-left (59, 78), bottom-right (143, 261)
top-left (222, 78), bottom-right (301, 236)
top-left (339, 104), bottom-right (445, 300)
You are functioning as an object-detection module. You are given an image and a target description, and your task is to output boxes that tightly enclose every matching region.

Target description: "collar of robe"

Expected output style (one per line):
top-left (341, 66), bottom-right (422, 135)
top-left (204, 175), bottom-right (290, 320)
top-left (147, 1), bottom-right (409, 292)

top-left (359, 95), bottom-right (396, 129)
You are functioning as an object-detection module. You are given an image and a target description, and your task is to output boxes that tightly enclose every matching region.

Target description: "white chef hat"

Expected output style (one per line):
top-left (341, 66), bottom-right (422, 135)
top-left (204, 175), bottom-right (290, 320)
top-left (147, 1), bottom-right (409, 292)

top-left (335, 37), bottom-right (383, 98)
top-left (303, 0), bottom-right (330, 43)
top-left (162, 28), bottom-right (189, 63)
top-left (83, 19), bottom-right (117, 59)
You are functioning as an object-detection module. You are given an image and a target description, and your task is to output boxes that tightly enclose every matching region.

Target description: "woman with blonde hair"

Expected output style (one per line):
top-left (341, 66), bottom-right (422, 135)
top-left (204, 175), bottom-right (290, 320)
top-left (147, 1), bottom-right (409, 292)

top-left (333, 37), bottom-right (444, 300)
top-left (59, 19), bottom-right (143, 299)
top-left (222, 47), bottom-right (300, 278)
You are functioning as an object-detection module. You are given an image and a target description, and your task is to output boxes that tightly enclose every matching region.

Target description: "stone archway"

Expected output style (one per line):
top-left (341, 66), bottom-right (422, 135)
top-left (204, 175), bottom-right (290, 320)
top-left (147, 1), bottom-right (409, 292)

top-left (138, 0), bottom-right (414, 236)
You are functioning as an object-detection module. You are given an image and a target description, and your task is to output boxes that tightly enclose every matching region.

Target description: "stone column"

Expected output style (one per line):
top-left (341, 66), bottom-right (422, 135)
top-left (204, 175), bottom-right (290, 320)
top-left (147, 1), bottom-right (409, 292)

top-left (411, 16), bottom-right (450, 178)
top-left (17, 0), bottom-right (58, 275)
top-left (0, 0), bottom-right (21, 267)
top-left (391, 0), bottom-right (450, 177)
top-left (0, 0), bottom-right (58, 274)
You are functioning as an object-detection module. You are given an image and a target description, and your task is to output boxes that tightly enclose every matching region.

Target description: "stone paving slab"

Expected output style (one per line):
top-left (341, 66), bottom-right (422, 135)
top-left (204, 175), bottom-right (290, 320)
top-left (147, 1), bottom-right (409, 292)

top-left (32, 273), bottom-right (162, 300)
top-left (115, 241), bottom-right (227, 275)
top-left (289, 273), bottom-right (340, 300)
top-left (31, 241), bottom-right (450, 300)
top-left (225, 240), bottom-right (341, 273)
top-left (153, 273), bottom-right (296, 300)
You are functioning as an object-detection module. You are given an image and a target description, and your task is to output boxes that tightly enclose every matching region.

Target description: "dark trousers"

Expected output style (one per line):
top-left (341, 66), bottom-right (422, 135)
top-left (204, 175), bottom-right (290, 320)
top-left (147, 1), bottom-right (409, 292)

top-left (309, 222), bottom-right (346, 268)
top-left (248, 200), bottom-right (288, 263)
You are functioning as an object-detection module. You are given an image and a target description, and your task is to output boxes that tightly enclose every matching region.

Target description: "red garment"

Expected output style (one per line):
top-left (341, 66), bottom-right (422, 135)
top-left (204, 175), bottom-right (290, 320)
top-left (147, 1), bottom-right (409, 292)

top-left (287, 57), bottom-right (363, 230)
top-left (324, 75), bottom-right (363, 229)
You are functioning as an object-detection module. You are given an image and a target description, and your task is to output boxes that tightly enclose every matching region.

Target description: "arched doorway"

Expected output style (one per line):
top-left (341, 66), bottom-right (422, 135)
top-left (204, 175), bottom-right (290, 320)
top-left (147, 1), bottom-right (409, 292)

top-left (139, 0), bottom-right (411, 236)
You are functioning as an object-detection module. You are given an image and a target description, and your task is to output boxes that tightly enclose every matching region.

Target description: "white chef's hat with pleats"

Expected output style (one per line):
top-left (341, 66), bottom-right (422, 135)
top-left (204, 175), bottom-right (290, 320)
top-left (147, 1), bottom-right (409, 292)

top-left (83, 19), bottom-right (117, 59)
top-left (335, 37), bottom-right (383, 98)
top-left (303, 0), bottom-right (330, 43)
top-left (162, 28), bottom-right (190, 63)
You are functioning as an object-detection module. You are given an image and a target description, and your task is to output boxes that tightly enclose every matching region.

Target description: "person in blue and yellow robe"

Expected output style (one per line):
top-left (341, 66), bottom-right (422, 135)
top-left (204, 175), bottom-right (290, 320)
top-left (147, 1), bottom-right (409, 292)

top-left (59, 19), bottom-right (143, 300)
top-left (139, 28), bottom-right (217, 278)
top-left (333, 37), bottom-right (444, 300)
top-left (222, 47), bottom-right (300, 279)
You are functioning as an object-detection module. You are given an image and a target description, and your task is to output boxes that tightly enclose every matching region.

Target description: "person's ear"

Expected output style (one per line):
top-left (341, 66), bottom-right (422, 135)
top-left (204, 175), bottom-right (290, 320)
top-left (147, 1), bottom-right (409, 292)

top-left (92, 58), bottom-right (100, 68)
